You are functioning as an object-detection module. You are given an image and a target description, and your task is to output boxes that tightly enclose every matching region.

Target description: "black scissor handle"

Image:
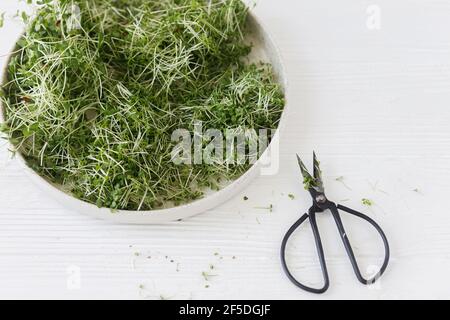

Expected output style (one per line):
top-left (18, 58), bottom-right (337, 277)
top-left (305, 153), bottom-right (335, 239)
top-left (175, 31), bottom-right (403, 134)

top-left (280, 205), bottom-right (390, 293)
top-left (280, 210), bottom-right (330, 294)
top-left (332, 204), bottom-right (390, 285)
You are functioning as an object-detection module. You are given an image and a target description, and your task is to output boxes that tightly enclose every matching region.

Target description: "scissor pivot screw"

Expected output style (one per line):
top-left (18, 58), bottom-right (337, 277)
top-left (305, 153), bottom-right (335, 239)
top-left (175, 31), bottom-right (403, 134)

top-left (316, 195), bottom-right (327, 204)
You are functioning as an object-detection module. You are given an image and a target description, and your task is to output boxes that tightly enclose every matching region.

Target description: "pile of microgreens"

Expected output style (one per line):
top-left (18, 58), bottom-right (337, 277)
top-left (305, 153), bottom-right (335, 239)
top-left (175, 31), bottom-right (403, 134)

top-left (0, 0), bottom-right (285, 211)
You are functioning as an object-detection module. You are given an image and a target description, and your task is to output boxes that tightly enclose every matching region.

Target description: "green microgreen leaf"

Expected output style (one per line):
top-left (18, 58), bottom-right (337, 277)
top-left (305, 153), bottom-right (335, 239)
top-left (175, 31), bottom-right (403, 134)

top-left (1, 0), bottom-right (285, 211)
top-left (0, 12), bottom-right (5, 28)
top-left (303, 176), bottom-right (316, 190)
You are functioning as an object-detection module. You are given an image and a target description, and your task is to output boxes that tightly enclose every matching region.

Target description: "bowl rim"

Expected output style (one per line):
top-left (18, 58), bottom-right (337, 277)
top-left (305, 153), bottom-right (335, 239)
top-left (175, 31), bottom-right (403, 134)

top-left (0, 11), bottom-right (289, 224)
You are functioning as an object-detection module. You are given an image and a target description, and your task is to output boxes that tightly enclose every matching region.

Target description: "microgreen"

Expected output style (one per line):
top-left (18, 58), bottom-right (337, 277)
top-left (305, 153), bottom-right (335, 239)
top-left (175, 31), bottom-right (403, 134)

top-left (0, 12), bottom-right (5, 28)
top-left (255, 204), bottom-right (273, 212)
top-left (303, 176), bottom-right (316, 190)
top-left (1, 0), bottom-right (285, 211)
top-left (335, 176), bottom-right (351, 190)
top-left (362, 198), bottom-right (373, 207)
top-left (201, 271), bottom-right (218, 281)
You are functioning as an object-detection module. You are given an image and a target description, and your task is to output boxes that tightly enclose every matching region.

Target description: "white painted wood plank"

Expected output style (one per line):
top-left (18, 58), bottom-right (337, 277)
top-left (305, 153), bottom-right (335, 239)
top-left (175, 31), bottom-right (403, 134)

top-left (1, 0), bottom-right (450, 299)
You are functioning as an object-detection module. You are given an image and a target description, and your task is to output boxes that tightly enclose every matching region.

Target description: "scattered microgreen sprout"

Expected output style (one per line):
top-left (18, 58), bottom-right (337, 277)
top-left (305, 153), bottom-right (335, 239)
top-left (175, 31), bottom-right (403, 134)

top-left (335, 176), bottom-right (351, 190)
top-left (0, 0), bottom-right (285, 211)
top-left (368, 181), bottom-right (388, 195)
top-left (362, 198), bottom-right (373, 207)
top-left (0, 12), bottom-right (5, 28)
top-left (243, 196), bottom-right (249, 201)
top-left (288, 193), bottom-right (295, 200)
top-left (202, 271), bottom-right (218, 281)
top-left (303, 176), bottom-right (316, 190)
top-left (255, 204), bottom-right (273, 212)
top-left (20, 11), bottom-right (29, 23)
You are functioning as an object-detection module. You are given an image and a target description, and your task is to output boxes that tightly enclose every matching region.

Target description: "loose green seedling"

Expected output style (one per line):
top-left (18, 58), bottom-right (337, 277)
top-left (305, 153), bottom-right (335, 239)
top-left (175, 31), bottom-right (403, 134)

top-left (255, 204), bottom-right (273, 212)
top-left (0, 12), bottom-right (5, 28)
top-left (0, 0), bottom-right (285, 211)
top-left (335, 176), bottom-right (351, 190)
top-left (201, 271), bottom-right (218, 281)
top-left (368, 181), bottom-right (388, 195)
top-left (362, 198), bottom-right (374, 207)
top-left (303, 176), bottom-right (316, 190)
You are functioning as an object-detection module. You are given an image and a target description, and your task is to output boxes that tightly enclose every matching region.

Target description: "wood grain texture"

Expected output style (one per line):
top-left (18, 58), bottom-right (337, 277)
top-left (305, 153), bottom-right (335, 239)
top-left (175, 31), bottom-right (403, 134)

top-left (1, 0), bottom-right (450, 299)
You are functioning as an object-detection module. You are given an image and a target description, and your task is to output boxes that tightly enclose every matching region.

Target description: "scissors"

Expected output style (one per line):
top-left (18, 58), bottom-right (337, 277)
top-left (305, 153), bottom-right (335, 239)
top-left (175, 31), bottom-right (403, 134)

top-left (280, 153), bottom-right (390, 294)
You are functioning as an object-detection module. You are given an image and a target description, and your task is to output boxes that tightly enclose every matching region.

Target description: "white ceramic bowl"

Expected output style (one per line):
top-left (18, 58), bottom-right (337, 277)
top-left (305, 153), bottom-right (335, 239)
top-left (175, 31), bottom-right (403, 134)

top-left (0, 12), bottom-right (288, 224)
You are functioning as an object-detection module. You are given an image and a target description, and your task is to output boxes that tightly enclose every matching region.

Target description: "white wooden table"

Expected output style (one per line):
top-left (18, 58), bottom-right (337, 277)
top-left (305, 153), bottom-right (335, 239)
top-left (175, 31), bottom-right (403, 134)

top-left (1, 0), bottom-right (450, 300)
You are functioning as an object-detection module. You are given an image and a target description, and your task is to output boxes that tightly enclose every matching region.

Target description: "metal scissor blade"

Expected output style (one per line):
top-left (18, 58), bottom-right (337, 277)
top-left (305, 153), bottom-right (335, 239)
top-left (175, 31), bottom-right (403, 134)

top-left (313, 152), bottom-right (325, 192)
top-left (296, 154), bottom-right (316, 190)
